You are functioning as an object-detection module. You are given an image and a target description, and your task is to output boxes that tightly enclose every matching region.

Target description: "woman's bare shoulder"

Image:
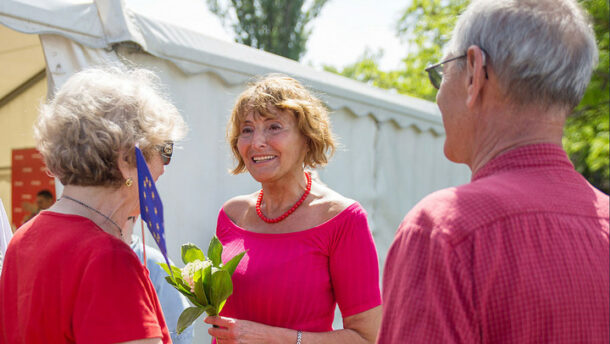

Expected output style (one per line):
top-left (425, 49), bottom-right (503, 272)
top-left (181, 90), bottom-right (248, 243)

top-left (311, 183), bottom-right (357, 217)
top-left (222, 193), bottom-right (256, 223)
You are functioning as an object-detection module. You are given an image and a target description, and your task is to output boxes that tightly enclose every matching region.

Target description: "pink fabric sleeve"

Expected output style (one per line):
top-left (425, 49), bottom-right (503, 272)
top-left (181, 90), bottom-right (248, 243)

top-left (329, 205), bottom-right (381, 317)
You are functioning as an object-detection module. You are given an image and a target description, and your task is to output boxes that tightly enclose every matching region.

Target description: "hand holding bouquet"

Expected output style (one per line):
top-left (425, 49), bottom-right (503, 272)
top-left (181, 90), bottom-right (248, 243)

top-left (159, 236), bottom-right (245, 334)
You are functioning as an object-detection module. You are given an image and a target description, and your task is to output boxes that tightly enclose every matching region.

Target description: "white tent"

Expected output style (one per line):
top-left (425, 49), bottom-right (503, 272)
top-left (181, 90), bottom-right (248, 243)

top-left (1, 0), bottom-right (471, 339)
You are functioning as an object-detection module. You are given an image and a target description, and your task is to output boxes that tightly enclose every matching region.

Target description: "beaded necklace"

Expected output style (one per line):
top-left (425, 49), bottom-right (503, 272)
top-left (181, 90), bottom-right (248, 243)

top-left (256, 172), bottom-right (312, 224)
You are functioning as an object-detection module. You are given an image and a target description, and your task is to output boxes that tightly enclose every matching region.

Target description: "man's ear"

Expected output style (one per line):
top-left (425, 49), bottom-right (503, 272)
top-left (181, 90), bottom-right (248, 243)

top-left (465, 45), bottom-right (487, 109)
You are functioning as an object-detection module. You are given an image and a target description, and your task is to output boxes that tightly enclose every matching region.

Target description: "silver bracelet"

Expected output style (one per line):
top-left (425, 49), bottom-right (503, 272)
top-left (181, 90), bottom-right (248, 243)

top-left (296, 330), bottom-right (302, 344)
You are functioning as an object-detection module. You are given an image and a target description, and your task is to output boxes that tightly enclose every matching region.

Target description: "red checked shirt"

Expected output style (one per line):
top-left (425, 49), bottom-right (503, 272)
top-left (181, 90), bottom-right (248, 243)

top-left (378, 144), bottom-right (609, 344)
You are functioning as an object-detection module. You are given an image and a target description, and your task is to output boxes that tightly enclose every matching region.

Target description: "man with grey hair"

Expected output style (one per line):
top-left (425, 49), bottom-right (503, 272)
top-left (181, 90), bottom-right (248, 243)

top-left (378, 0), bottom-right (609, 343)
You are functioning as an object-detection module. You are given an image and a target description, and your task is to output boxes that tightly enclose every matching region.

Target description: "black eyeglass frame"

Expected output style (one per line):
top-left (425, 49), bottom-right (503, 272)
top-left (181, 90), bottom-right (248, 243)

top-left (424, 55), bottom-right (467, 90)
top-left (425, 49), bottom-right (489, 90)
top-left (156, 142), bottom-right (174, 165)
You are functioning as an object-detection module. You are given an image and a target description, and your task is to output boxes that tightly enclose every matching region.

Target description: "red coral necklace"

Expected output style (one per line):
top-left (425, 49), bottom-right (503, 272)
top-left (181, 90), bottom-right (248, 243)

top-left (256, 171), bottom-right (312, 224)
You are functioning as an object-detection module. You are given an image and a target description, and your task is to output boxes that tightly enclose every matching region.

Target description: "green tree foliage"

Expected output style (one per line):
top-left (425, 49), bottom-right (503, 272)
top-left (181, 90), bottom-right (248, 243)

top-left (563, 0), bottom-right (609, 193)
top-left (206, 0), bottom-right (329, 61)
top-left (324, 0), bottom-right (466, 101)
top-left (327, 0), bottom-right (609, 193)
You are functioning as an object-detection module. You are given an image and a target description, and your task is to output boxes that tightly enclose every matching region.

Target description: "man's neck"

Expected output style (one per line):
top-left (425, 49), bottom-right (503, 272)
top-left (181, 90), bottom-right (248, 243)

top-left (468, 104), bottom-right (567, 175)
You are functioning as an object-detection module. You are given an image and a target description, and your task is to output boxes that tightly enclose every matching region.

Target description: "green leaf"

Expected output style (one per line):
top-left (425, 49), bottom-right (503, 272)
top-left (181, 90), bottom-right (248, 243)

top-left (169, 283), bottom-right (202, 308)
top-left (204, 305), bottom-right (218, 316)
top-left (202, 261), bottom-right (213, 305)
top-left (169, 280), bottom-right (203, 308)
top-left (181, 243), bottom-right (205, 265)
top-left (164, 276), bottom-right (177, 287)
top-left (170, 266), bottom-right (182, 280)
top-left (210, 268), bottom-right (233, 309)
top-left (194, 268), bottom-right (208, 306)
top-left (177, 306), bottom-right (204, 334)
top-left (216, 299), bottom-right (227, 314)
top-left (185, 293), bottom-right (204, 308)
top-left (157, 263), bottom-right (172, 276)
top-left (176, 278), bottom-right (192, 294)
top-left (207, 236), bottom-right (223, 267)
top-left (222, 251), bottom-right (246, 276)
top-left (157, 263), bottom-right (182, 281)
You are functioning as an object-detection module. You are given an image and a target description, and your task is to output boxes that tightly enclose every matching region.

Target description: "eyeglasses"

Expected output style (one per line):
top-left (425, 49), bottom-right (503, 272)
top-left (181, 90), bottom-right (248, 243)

top-left (425, 55), bottom-right (467, 90)
top-left (156, 142), bottom-right (174, 165)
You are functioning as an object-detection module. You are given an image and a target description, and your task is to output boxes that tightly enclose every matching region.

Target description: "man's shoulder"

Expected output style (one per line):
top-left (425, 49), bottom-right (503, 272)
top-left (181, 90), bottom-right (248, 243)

top-left (400, 169), bottom-right (610, 242)
top-left (410, 180), bottom-right (504, 217)
top-left (399, 180), bottom-right (514, 242)
top-left (401, 187), bottom-right (462, 229)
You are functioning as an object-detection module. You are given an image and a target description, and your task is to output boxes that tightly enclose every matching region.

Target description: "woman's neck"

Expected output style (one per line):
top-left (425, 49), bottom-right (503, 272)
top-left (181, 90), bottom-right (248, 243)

top-left (52, 185), bottom-right (131, 239)
top-left (259, 170), bottom-right (309, 214)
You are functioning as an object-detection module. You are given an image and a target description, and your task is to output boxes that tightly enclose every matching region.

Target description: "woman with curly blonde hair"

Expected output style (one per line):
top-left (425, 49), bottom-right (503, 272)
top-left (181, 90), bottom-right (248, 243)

top-left (206, 74), bottom-right (381, 344)
top-left (0, 67), bottom-right (187, 344)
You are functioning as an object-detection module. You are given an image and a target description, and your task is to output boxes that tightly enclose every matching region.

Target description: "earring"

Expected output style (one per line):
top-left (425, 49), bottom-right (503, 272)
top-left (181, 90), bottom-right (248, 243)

top-left (125, 178), bottom-right (133, 187)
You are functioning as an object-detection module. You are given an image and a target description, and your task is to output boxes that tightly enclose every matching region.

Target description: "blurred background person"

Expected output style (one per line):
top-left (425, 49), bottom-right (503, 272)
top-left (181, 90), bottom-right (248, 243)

top-left (123, 216), bottom-right (194, 344)
top-left (21, 189), bottom-right (55, 224)
top-left (206, 75), bottom-right (381, 344)
top-left (378, 0), bottom-right (609, 343)
top-left (35, 189), bottom-right (55, 211)
top-left (0, 67), bottom-right (187, 343)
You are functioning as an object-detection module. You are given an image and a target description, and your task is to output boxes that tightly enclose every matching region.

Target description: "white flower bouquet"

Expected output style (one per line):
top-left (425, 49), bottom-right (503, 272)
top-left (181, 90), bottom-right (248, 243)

top-left (159, 236), bottom-right (245, 334)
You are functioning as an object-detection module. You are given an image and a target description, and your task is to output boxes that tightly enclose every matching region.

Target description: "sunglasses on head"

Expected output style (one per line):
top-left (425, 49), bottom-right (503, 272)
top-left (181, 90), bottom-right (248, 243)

top-left (156, 142), bottom-right (174, 165)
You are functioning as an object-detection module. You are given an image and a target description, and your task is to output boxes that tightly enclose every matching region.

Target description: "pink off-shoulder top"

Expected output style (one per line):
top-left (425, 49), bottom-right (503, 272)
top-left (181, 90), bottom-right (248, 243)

top-left (216, 202), bottom-right (381, 332)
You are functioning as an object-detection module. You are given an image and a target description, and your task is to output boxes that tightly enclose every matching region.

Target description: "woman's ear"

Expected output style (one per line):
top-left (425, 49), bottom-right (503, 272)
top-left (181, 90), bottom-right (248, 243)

top-left (117, 149), bottom-right (133, 180)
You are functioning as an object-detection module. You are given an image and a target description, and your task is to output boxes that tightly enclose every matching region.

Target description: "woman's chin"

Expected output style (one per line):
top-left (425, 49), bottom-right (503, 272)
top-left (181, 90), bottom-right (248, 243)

top-left (247, 168), bottom-right (276, 183)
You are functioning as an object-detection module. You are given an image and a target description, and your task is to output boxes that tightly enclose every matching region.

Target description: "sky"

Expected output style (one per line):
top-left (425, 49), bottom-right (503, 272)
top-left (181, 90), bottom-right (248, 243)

top-left (127, 0), bottom-right (409, 70)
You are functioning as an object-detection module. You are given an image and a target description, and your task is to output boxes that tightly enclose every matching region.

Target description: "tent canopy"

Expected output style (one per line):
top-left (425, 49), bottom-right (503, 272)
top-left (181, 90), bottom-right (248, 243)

top-left (0, 25), bottom-right (45, 107)
top-left (0, 0), bottom-right (444, 133)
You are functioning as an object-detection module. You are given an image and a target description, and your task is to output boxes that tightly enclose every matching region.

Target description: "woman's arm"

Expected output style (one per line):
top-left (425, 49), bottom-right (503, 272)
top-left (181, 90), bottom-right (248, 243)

top-left (205, 306), bottom-right (381, 344)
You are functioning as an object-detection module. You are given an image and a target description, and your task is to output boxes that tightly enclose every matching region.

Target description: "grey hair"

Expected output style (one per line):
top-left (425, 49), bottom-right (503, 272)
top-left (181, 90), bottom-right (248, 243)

top-left (446, 0), bottom-right (598, 109)
top-left (34, 66), bottom-right (187, 187)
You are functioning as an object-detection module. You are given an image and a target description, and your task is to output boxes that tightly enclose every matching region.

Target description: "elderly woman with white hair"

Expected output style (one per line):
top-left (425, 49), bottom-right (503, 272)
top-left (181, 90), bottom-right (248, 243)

top-left (0, 67), bottom-right (187, 344)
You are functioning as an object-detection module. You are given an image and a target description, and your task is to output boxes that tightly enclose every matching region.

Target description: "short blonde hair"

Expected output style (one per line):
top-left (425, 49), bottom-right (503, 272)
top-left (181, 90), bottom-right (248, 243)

top-left (35, 67), bottom-right (187, 187)
top-left (227, 74), bottom-right (335, 174)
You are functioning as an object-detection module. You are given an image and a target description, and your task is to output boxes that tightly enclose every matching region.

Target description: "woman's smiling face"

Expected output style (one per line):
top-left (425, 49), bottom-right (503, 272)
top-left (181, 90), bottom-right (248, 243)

top-left (236, 107), bottom-right (308, 183)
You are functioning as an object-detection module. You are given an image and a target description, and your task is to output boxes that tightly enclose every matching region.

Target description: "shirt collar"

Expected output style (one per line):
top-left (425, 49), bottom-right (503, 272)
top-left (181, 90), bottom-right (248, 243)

top-left (472, 143), bottom-right (574, 182)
